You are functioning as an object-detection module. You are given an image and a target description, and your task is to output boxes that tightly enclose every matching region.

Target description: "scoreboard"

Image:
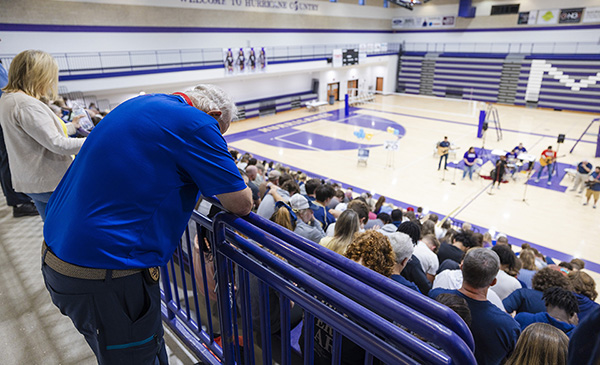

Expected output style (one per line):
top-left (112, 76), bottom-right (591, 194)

top-left (342, 48), bottom-right (359, 66)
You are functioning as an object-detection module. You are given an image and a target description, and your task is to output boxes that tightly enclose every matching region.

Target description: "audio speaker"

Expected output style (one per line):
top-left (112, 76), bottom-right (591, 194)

top-left (311, 79), bottom-right (319, 94)
top-left (557, 134), bottom-right (565, 143)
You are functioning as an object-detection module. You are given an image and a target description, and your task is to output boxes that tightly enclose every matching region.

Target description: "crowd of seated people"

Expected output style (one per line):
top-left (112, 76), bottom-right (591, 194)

top-left (194, 149), bottom-right (600, 365)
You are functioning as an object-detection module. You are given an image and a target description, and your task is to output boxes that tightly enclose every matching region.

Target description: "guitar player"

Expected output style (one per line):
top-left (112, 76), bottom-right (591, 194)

top-left (535, 145), bottom-right (557, 185)
top-left (438, 136), bottom-right (451, 170)
top-left (583, 166), bottom-right (600, 209)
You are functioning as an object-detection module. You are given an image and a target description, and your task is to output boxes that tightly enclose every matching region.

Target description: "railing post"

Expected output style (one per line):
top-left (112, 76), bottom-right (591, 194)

top-left (98, 52), bottom-right (103, 74)
top-left (212, 213), bottom-right (236, 365)
top-left (64, 54), bottom-right (72, 76)
top-left (160, 265), bottom-right (175, 320)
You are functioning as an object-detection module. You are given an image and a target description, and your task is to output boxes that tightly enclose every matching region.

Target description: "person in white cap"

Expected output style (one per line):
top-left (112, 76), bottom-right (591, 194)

top-left (289, 194), bottom-right (325, 243)
top-left (571, 159), bottom-right (593, 194)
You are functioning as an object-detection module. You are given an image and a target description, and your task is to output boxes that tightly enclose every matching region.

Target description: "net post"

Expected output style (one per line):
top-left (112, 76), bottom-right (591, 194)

top-left (344, 93), bottom-right (350, 117)
top-left (477, 110), bottom-right (486, 138)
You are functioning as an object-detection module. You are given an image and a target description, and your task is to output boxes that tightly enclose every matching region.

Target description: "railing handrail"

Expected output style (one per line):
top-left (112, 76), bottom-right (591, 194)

top-left (234, 211), bottom-right (476, 349)
top-left (213, 213), bottom-right (436, 364)
top-left (201, 197), bottom-right (475, 355)
top-left (212, 211), bottom-right (476, 365)
top-left (402, 40), bottom-right (600, 55)
top-left (0, 42), bottom-right (402, 78)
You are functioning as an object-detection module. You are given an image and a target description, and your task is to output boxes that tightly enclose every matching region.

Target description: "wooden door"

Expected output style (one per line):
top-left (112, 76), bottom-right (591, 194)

top-left (348, 79), bottom-right (358, 97)
top-left (376, 77), bottom-right (384, 92)
top-left (327, 82), bottom-right (339, 101)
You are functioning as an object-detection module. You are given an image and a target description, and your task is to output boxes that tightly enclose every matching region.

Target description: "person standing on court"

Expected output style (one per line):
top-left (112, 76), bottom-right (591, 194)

top-left (0, 50), bottom-right (85, 219)
top-left (571, 159), bottom-right (593, 194)
top-left (462, 146), bottom-right (478, 181)
top-left (535, 145), bottom-right (557, 186)
top-left (437, 136), bottom-right (451, 170)
top-left (42, 84), bottom-right (252, 364)
top-left (583, 166), bottom-right (600, 209)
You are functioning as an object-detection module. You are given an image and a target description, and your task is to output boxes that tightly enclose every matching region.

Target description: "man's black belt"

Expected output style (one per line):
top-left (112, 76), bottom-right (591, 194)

top-left (42, 241), bottom-right (143, 280)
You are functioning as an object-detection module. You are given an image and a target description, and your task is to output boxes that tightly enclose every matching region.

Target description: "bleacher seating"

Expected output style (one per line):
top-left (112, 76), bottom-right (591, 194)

top-left (236, 91), bottom-right (318, 120)
top-left (397, 52), bottom-right (600, 113)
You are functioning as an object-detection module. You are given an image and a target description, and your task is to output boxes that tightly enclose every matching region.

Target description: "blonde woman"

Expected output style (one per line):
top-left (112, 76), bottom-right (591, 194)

top-left (518, 249), bottom-right (538, 289)
top-left (319, 209), bottom-right (360, 254)
top-left (0, 50), bottom-right (85, 219)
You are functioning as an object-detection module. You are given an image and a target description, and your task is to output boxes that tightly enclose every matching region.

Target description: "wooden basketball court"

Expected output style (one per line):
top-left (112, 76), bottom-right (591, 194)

top-left (226, 94), bottom-right (600, 285)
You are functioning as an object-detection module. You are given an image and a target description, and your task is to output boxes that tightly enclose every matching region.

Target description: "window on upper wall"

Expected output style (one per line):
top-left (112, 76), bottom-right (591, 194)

top-left (490, 4), bottom-right (520, 15)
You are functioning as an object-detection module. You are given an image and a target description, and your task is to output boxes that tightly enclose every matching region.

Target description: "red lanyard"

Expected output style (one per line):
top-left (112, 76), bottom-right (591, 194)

top-left (173, 92), bottom-right (193, 107)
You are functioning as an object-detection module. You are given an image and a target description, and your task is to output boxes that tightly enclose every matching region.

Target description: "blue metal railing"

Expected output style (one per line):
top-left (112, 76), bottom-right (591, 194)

top-left (160, 199), bottom-right (476, 364)
top-left (403, 41), bottom-right (600, 55)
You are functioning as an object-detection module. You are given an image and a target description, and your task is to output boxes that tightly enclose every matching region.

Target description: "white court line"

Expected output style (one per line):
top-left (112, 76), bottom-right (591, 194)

top-left (274, 130), bottom-right (325, 152)
top-left (356, 102), bottom-right (478, 119)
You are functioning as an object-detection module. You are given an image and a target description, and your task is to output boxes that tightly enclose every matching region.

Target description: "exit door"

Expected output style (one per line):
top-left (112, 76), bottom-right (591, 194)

top-left (347, 79), bottom-right (358, 97)
top-left (327, 82), bottom-right (339, 103)
top-left (376, 77), bottom-right (384, 92)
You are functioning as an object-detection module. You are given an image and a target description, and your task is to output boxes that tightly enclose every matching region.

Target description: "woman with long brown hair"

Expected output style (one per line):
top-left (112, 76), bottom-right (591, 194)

top-left (506, 322), bottom-right (569, 365)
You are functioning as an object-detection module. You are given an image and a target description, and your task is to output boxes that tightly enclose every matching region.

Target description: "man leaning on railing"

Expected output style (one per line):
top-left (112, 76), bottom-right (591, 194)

top-left (41, 84), bottom-right (252, 365)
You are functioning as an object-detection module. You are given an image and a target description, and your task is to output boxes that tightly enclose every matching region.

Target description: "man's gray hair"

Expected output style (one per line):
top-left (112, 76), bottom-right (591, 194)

top-left (185, 84), bottom-right (237, 128)
top-left (461, 248), bottom-right (500, 289)
top-left (388, 232), bottom-right (414, 265)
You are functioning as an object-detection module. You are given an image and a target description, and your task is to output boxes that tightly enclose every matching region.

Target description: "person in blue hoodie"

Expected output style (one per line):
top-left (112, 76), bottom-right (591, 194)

top-left (515, 287), bottom-right (579, 337)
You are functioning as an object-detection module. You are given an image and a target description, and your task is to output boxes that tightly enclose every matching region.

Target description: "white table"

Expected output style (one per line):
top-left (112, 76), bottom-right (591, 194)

top-left (305, 100), bottom-right (327, 112)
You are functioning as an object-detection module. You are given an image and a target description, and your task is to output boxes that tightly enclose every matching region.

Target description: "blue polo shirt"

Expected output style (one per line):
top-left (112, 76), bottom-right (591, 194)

top-left (44, 94), bottom-right (247, 269)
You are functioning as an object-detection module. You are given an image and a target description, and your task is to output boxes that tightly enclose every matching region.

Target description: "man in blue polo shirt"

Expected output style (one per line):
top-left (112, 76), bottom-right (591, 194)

top-left (42, 84), bottom-right (252, 364)
top-left (429, 248), bottom-right (520, 365)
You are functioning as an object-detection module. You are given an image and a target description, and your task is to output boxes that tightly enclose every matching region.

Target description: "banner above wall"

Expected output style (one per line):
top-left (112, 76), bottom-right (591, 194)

top-left (54, 0), bottom-right (394, 19)
top-left (519, 7), bottom-right (590, 25)
top-left (583, 7), bottom-right (600, 23)
top-left (517, 10), bottom-right (538, 25)
top-left (559, 8), bottom-right (584, 24)
top-left (391, 15), bottom-right (456, 29)
top-left (223, 47), bottom-right (266, 75)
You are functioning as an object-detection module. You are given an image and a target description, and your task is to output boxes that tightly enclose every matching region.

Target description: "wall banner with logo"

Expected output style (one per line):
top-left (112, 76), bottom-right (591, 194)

top-left (392, 15), bottom-right (456, 29)
top-left (559, 8), bottom-right (584, 24)
top-left (517, 10), bottom-right (538, 25)
top-left (583, 7), bottom-right (600, 23)
top-left (537, 9), bottom-right (560, 25)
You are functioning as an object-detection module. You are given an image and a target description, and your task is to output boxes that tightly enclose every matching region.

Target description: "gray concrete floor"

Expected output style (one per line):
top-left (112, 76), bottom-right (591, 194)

top-left (0, 197), bottom-right (96, 364)
top-left (0, 196), bottom-right (194, 364)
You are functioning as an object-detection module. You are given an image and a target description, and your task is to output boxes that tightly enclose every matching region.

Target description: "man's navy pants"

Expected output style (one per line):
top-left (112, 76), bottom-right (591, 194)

top-left (42, 252), bottom-right (168, 364)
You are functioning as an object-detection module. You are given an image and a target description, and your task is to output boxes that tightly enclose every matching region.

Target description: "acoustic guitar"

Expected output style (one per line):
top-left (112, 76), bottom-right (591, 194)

top-left (585, 179), bottom-right (600, 188)
top-left (539, 154), bottom-right (565, 167)
top-left (437, 145), bottom-right (460, 156)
